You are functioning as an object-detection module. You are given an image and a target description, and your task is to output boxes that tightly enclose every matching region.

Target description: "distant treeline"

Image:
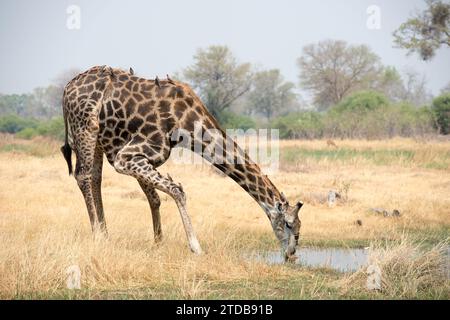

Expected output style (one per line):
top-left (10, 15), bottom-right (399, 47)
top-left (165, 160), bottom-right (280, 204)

top-left (0, 90), bottom-right (449, 141)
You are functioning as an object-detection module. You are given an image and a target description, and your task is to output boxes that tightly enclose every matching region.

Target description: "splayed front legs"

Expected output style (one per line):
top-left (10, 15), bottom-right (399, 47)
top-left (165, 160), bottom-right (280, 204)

top-left (114, 149), bottom-right (202, 254)
top-left (138, 179), bottom-right (163, 243)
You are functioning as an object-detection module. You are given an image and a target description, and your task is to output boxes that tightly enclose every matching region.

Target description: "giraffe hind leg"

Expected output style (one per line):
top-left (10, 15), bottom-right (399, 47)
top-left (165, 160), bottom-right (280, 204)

top-left (74, 136), bottom-right (102, 236)
top-left (92, 144), bottom-right (107, 235)
top-left (71, 97), bottom-right (104, 237)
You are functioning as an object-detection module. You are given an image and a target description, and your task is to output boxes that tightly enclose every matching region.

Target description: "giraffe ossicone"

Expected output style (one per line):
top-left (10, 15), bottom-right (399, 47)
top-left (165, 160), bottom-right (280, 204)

top-left (61, 66), bottom-right (303, 260)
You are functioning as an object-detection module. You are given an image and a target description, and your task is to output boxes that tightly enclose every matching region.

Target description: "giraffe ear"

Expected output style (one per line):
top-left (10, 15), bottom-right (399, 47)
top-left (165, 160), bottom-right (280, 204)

top-left (296, 201), bottom-right (303, 214)
top-left (280, 192), bottom-right (287, 202)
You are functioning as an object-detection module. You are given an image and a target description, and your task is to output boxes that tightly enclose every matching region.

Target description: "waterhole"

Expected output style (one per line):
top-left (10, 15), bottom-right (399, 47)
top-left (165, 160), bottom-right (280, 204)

top-left (251, 247), bottom-right (369, 272)
top-left (251, 246), bottom-right (450, 276)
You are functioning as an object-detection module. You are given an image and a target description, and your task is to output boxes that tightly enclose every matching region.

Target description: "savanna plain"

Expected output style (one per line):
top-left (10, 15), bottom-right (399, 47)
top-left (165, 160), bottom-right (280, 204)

top-left (0, 134), bottom-right (449, 299)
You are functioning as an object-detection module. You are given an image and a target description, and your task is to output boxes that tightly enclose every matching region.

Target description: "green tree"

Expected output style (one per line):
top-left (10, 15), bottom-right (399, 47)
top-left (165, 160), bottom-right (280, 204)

top-left (297, 40), bottom-right (382, 110)
top-left (245, 69), bottom-right (296, 122)
top-left (431, 93), bottom-right (450, 134)
top-left (182, 46), bottom-right (253, 122)
top-left (393, 0), bottom-right (450, 60)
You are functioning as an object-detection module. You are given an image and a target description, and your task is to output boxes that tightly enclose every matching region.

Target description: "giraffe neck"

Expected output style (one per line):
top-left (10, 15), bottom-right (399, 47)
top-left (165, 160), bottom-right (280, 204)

top-left (187, 119), bottom-right (282, 211)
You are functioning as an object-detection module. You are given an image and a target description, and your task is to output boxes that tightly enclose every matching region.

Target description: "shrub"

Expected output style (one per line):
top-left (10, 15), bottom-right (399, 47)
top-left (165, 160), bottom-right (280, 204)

top-left (3, 116), bottom-right (65, 141)
top-left (333, 90), bottom-right (389, 114)
top-left (16, 127), bottom-right (38, 140)
top-left (271, 112), bottom-right (324, 139)
top-left (326, 91), bottom-right (390, 139)
top-left (431, 93), bottom-right (450, 134)
top-left (414, 105), bottom-right (436, 136)
top-left (269, 91), bottom-right (435, 139)
top-left (0, 114), bottom-right (37, 134)
top-left (220, 111), bottom-right (257, 131)
top-left (34, 117), bottom-right (65, 140)
top-left (394, 103), bottom-right (435, 137)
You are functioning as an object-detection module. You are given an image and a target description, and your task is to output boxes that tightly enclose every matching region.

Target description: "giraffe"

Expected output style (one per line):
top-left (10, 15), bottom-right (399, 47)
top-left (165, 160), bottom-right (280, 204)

top-left (61, 65), bottom-right (303, 260)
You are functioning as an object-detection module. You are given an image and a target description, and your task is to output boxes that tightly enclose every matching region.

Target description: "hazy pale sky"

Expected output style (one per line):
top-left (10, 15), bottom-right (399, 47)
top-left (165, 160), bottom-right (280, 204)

top-left (1, 0), bottom-right (449, 96)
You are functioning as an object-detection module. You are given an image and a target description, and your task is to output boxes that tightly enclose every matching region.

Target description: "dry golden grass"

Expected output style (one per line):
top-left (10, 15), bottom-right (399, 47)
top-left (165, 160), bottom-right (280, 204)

top-left (0, 135), bottom-right (449, 299)
top-left (340, 236), bottom-right (449, 298)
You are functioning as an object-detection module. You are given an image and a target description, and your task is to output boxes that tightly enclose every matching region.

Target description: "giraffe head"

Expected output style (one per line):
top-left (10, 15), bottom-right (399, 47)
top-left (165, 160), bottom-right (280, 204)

top-left (263, 192), bottom-right (303, 262)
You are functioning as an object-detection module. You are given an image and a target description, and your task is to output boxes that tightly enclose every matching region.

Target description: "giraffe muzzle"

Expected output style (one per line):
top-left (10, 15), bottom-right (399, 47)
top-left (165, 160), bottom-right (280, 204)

top-left (284, 233), bottom-right (298, 262)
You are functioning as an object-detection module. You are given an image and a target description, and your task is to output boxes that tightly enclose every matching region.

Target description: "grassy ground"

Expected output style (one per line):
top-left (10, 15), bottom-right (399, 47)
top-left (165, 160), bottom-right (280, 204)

top-left (0, 135), bottom-right (449, 299)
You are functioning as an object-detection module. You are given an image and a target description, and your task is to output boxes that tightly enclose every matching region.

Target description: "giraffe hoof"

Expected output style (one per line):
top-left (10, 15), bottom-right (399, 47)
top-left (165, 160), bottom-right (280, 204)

top-left (154, 235), bottom-right (163, 244)
top-left (93, 231), bottom-right (108, 242)
top-left (189, 239), bottom-right (203, 255)
top-left (191, 247), bottom-right (203, 255)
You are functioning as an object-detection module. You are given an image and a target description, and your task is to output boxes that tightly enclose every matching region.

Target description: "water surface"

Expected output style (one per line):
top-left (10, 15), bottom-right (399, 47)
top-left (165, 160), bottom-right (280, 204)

top-left (253, 246), bottom-right (450, 276)
top-left (252, 247), bottom-right (369, 272)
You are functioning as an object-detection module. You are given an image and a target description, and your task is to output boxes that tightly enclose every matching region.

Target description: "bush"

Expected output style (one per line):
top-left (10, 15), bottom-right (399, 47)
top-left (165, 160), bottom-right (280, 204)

top-left (269, 91), bottom-right (436, 139)
top-left (271, 112), bottom-right (324, 139)
top-left (431, 93), bottom-right (450, 134)
top-left (326, 91), bottom-right (390, 138)
top-left (324, 91), bottom-right (436, 139)
top-left (0, 114), bottom-right (37, 134)
top-left (220, 111), bottom-right (257, 131)
top-left (1, 116), bottom-right (65, 141)
top-left (333, 90), bottom-right (389, 114)
top-left (34, 117), bottom-right (65, 140)
top-left (392, 103), bottom-right (435, 137)
top-left (16, 127), bottom-right (38, 140)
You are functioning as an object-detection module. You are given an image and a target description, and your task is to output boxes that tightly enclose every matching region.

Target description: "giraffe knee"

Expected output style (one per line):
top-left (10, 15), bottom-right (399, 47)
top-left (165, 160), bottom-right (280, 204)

top-left (145, 189), bottom-right (161, 210)
top-left (75, 173), bottom-right (92, 189)
top-left (74, 164), bottom-right (92, 186)
top-left (113, 156), bottom-right (131, 175)
top-left (150, 192), bottom-right (161, 210)
top-left (170, 184), bottom-right (186, 204)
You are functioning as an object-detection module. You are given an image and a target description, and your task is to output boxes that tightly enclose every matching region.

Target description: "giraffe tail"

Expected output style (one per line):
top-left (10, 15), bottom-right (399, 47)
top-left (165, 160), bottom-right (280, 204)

top-left (60, 108), bottom-right (73, 175)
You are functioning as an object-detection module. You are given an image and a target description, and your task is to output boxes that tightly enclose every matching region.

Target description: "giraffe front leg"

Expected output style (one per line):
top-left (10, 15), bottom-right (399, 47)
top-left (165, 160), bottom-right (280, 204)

top-left (138, 180), bottom-right (163, 243)
top-left (170, 183), bottom-right (202, 254)
top-left (114, 152), bottom-right (202, 254)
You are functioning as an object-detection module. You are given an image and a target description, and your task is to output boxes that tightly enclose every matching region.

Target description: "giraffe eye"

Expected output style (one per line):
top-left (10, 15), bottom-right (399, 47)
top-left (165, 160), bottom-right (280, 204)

top-left (276, 202), bottom-right (283, 212)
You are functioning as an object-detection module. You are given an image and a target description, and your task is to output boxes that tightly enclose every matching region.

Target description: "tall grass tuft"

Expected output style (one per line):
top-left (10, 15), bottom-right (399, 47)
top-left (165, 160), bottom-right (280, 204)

top-left (340, 236), bottom-right (449, 299)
